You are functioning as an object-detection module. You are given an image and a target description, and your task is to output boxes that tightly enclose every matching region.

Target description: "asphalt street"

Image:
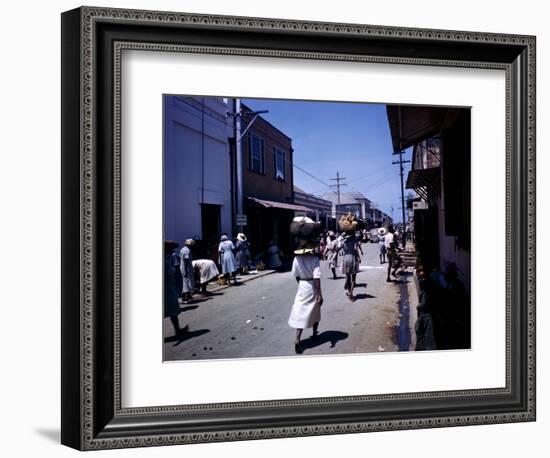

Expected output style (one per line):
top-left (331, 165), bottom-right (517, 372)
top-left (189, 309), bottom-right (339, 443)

top-left (163, 242), bottom-right (417, 361)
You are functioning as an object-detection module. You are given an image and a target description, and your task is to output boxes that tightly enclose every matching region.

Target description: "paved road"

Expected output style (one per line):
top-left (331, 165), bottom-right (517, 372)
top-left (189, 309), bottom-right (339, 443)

top-left (163, 242), bottom-right (416, 361)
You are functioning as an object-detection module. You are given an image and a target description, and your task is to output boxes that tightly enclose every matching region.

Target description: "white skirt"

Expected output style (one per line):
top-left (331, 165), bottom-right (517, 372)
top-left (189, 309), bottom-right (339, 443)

top-left (288, 280), bottom-right (321, 329)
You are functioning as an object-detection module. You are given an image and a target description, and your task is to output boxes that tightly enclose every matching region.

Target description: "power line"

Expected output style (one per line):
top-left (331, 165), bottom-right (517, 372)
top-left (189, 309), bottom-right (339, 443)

top-left (292, 163), bottom-right (334, 190)
top-left (308, 162), bottom-right (396, 196)
top-left (174, 96), bottom-right (234, 129)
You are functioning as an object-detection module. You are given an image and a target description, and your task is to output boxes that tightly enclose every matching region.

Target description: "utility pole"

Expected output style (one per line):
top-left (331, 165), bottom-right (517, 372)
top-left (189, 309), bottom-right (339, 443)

top-left (393, 150), bottom-right (410, 244)
top-left (330, 171), bottom-right (347, 217)
top-left (228, 101), bottom-right (268, 234)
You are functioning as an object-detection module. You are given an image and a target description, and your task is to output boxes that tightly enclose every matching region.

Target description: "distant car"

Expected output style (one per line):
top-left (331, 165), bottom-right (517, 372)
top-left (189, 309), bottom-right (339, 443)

top-left (369, 229), bottom-right (379, 243)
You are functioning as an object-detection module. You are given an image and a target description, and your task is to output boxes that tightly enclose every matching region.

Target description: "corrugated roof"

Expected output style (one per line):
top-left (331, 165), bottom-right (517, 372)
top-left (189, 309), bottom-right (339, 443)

top-left (247, 197), bottom-right (313, 212)
top-left (319, 192), bottom-right (359, 205)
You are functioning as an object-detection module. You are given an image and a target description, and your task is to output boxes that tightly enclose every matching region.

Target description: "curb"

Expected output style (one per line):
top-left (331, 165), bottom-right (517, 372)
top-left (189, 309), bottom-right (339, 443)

top-left (208, 269), bottom-right (278, 293)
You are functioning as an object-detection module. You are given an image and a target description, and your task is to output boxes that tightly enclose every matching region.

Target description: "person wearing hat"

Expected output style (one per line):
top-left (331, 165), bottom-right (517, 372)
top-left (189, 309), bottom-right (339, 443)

top-left (235, 233), bottom-right (251, 275)
top-left (164, 240), bottom-right (186, 337)
top-left (288, 217), bottom-right (323, 354)
top-left (378, 227), bottom-right (387, 264)
top-left (339, 214), bottom-right (362, 301)
top-left (179, 238), bottom-right (196, 303)
top-left (218, 233), bottom-right (238, 285)
top-left (324, 230), bottom-right (340, 279)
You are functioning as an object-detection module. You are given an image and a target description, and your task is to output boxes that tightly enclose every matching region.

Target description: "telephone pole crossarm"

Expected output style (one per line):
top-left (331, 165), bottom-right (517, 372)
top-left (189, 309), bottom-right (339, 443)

top-left (329, 171), bottom-right (347, 212)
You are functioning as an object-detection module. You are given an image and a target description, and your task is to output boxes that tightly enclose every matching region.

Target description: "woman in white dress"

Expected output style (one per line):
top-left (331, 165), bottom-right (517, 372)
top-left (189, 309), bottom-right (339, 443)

top-left (288, 216), bottom-right (323, 354)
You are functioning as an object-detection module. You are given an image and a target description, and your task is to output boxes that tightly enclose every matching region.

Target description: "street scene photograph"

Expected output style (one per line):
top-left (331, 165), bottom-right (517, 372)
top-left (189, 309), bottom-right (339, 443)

top-left (163, 95), bottom-right (471, 361)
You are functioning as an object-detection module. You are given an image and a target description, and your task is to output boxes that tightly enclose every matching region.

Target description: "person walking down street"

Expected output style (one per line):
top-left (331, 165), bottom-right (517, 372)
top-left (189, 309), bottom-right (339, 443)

top-left (319, 231), bottom-right (327, 257)
top-left (180, 238), bottom-right (196, 303)
top-left (266, 240), bottom-right (282, 270)
top-left (164, 240), bottom-right (186, 337)
top-left (378, 227), bottom-right (387, 264)
top-left (169, 243), bottom-right (183, 296)
top-left (324, 231), bottom-right (340, 279)
top-left (339, 213), bottom-right (361, 301)
top-left (385, 225), bottom-right (398, 282)
top-left (288, 216), bottom-right (323, 354)
top-left (219, 233), bottom-right (237, 285)
top-left (235, 233), bottom-right (251, 275)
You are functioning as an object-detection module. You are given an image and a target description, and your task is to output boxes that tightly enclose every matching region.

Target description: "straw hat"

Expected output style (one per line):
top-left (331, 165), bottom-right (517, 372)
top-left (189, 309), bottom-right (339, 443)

top-left (378, 227), bottom-right (387, 236)
top-left (293, 239), bottom-right (317, 255)
top-left (184, 238), bottom-right (195, 246)
top-left (237, 233), bottom-right (247, 241)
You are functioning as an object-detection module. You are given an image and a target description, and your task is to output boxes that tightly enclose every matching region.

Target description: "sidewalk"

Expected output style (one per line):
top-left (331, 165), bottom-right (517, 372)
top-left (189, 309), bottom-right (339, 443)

top-left (207, 268), bottom-right (277, 293)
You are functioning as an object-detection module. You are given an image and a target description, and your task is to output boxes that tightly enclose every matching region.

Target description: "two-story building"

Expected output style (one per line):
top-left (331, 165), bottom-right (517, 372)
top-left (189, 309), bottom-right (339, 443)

top-left (240, 103), bottom-right (306, 260)
top-left (293, 186), bottom-right (334, 230)
top-left (319, 191), bottom-right (363, 221)
top-left (387, 104), bottom-right (470, 294)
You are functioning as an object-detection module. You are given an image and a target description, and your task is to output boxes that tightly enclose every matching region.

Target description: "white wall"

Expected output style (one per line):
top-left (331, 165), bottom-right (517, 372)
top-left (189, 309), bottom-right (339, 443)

top-left (164, 96), bottom-right (233, 244)
top-left (0, 1), bottom-right (546, 457)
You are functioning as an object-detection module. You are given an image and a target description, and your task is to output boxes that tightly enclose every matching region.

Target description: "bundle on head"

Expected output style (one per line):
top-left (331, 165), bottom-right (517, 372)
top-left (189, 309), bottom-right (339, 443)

top-left (290, 216), bottom-right (321, 239)
top-left (290, 216), bottom-right (321, 253)
top-left (339, 213), bottom-right (358, 233)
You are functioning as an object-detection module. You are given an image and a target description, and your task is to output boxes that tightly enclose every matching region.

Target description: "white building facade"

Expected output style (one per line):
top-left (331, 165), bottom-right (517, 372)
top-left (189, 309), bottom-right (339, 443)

top-left (163, 96), bottom-right (233, 249)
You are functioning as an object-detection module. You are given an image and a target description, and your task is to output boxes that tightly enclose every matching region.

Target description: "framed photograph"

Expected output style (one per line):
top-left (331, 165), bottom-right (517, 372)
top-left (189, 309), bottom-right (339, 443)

top-left (61, 6), bottom-right (536, 450)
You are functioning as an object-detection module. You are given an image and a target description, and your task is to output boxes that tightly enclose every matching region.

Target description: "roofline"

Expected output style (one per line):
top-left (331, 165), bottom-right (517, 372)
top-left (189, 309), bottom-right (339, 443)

top-left (241, 102), bottom-right (293, 143)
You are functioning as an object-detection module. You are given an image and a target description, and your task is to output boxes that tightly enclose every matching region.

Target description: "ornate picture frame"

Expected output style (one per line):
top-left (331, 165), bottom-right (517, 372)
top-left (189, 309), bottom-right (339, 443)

top-left (61, 6), bottom-right (536, 450)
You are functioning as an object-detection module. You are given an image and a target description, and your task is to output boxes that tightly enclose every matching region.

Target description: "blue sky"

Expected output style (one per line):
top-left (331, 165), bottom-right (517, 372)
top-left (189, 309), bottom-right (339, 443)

top-left (243, 98), bottom-right (412, 223)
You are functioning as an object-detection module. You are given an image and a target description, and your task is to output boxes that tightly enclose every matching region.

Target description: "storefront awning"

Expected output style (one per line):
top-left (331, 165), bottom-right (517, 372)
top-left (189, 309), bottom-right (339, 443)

top-left (406, 167), bottom-right (440, 200)
top-left (247, 197), bottom-right (313, 213)
top-left (386, 106), bottom-right (464, 151)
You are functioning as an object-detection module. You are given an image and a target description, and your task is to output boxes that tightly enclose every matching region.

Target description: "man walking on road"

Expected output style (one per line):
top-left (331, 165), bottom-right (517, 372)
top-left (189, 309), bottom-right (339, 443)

top-left (385, 225), bottom-right (397, 282)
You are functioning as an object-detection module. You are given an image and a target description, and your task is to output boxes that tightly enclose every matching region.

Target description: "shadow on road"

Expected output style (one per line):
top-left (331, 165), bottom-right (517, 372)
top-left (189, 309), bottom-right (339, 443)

top-left (180, 305), bottom-right (199, 313)
top-left (388, 278), bottom-right (409, 284)
top-left (300, 330), bottom-right (349, 351)
top-left (353, 293), bottom-right (376, 300)
top-left (164, 328), bottom-right (210, 346)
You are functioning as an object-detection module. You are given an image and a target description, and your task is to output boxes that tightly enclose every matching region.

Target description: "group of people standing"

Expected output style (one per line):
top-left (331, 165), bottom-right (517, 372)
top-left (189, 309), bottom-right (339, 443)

top-left (321, 218), bottom-right (366, 300)
top-left (164, 232), bottom-right (252, 337)
top-left (165, 214), bottom-right (404, 352)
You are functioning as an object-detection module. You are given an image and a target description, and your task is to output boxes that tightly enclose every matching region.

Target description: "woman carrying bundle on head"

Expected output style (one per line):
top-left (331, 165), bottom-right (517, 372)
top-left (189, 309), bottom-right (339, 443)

top-left (324, 230), bottom-right (340, 279)
top-left (288, 216), bottom-right (324, 354)
top-left (339, 213), bottom-right (362, 301)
